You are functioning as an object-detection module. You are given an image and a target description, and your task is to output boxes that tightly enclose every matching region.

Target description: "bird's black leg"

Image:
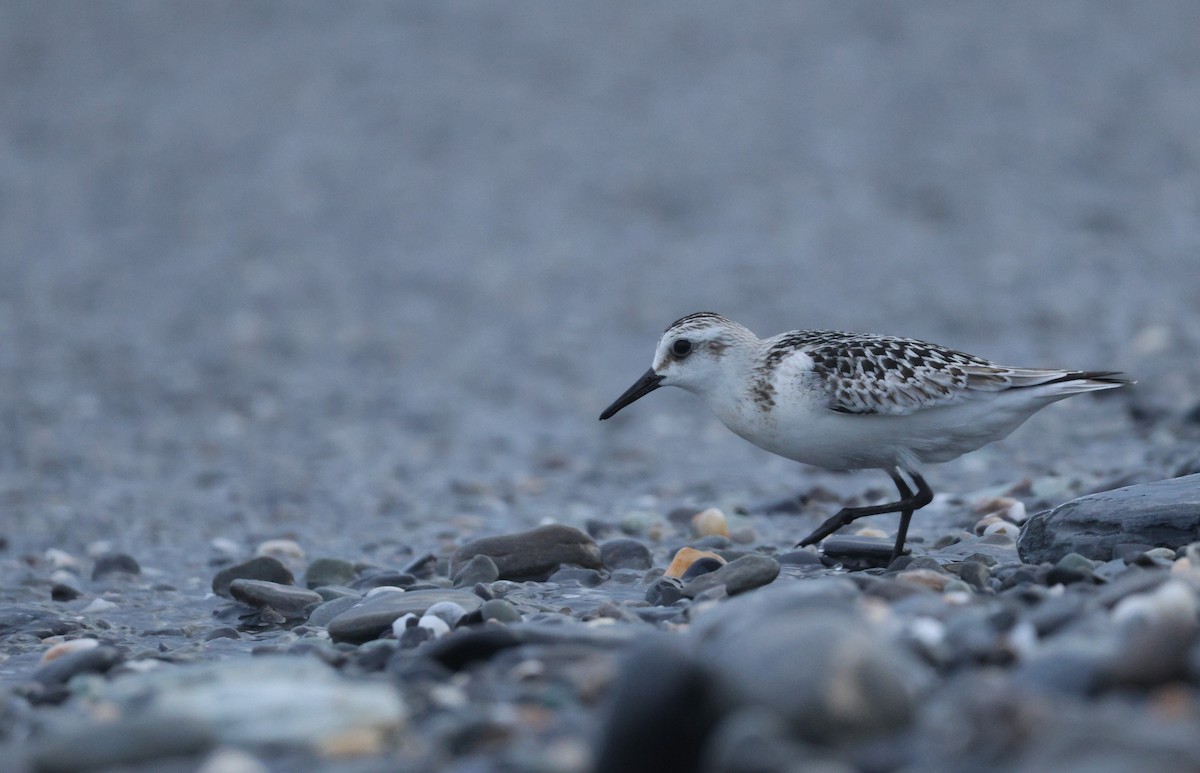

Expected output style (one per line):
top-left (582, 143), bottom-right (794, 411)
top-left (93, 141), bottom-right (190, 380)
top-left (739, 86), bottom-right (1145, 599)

top-left (797, 469), bottom-right (933, 557)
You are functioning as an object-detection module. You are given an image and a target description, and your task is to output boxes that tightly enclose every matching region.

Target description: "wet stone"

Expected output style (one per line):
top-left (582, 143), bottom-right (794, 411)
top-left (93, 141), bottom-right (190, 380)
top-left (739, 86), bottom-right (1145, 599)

top-left (327, 589), bottom-right (484, 644)
top-left (212, 557), bottom-right (294, 598)
top-left (682, 556), bottom-right (726, 581)
top-left (351, 570), bottom-right (417, 591)
top-left (548, 565), bottom-right (605, 586)
top-left (91, 552), bottom-right (141, 580)
top-left (1018, 474), bottom-right (1200, 563)
top-left (450, 524), bottom-right (603, 580)
top-left (682, 554), bottom-right (780, 598)
top-left (776, 549), bottom-right (823, 566)
top-left (646, 577), bottom-right (688, 606)
top-left (453, 554), bottom-right (499, 587)
top-left (229, 579), bottom-right (322, 619)
top-left (303, 557), bottom-right (357, 589)
top-left (600, 538), bottom-right (653, 571)
top-left (958, 560), bottom-right (991, 590)
top-left (819, 535), bottom-right (902, 569)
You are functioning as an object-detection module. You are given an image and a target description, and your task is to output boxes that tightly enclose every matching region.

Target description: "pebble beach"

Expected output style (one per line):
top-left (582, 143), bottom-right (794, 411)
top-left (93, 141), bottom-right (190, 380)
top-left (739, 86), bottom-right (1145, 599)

top-left (3, 4), bottom-right (1200, 772)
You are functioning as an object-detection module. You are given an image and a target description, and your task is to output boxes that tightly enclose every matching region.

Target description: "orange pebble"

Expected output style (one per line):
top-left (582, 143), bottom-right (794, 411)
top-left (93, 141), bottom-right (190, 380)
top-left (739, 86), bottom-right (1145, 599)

top-left (664, 547), bottom-right (726, 579)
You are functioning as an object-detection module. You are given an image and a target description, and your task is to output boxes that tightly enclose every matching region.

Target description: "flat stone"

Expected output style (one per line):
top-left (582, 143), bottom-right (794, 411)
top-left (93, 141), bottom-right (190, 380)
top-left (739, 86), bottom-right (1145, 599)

top-left (229, 579), bottom-right (322, 618)
top-left (683, 554), bottom-right (780, 598)
top-left (212, 557), bottom-right (295, 598)
top-left (1018, 474), bottom-right (1200, 563)
top-left (327, 589), bottom-right (484, 644)
top-left (450, 524), bottom-right (602, 580)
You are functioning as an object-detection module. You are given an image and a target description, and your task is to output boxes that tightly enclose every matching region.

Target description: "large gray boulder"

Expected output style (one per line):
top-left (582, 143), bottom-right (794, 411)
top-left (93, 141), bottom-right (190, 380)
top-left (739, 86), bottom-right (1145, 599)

top-left (1018, 474), bottom-right (1200, 564)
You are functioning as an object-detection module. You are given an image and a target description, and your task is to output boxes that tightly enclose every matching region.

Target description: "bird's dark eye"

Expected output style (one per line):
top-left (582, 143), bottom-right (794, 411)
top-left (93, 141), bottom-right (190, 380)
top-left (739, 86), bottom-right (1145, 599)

top-left (671, 339), bottom-right (693, 357)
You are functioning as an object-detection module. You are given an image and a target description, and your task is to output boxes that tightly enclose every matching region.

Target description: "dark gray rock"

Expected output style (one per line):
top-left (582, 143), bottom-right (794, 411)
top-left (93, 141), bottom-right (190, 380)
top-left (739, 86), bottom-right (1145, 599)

top-left (547, 565), bottom-right (605, 586)
top-left (91, 552), bottom-right (141, 580)
top-left (327, 589), bottom-right (484, 644)
top-left (600, 538), bottom-right (653, 570)
top-left (303, 557), bottom-right (357, 589)
top-left (452, 554), bottom-right (499, 587)
top-left (592, 638), bottom-right (719, 773)
top-left (50, 583), bottom-right (82, 602)
top-left (211, 556), bottom-right (294, 598)
top-left (682, 554), bottom-right (780, 598)
top-left (1019, 474), bottom-right (1200, 563)
top-left (450, 524), bottom-right (602, 580)
top-left (351, 570), bottom-right (417, 590)
top-left (229, 579), bottom-right (322, 618)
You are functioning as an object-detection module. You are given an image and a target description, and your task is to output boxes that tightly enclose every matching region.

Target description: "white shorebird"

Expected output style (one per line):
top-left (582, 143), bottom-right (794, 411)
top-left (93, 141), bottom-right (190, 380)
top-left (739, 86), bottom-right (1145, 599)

top-left (600, 312), bottom-right (1131, 561)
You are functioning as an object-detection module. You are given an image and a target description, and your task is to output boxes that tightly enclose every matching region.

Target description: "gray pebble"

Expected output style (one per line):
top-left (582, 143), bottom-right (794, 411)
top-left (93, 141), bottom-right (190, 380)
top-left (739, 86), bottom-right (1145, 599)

top-left (32, 644), bottom-right (124, 687)
top-left (306, 596), bottom-right (361, 628)
top-left (683, 554), bottom-right (780, 598)
top-left (91, 552), bottom-right (141, 580)
top-left (453, 554), bottom-right (499, 587)
top-left (211, 556), bottom-right (294, 598)
top-left (600, 538), bottom-right (653, 571)
top-left (547, 566), bottom-right (605, 586)
top-left (450, 524), bottom-right (602, 580)
top-left (303, 557), bottom-right (358, 589)
top-left (229, 579), bottom-right (322, 619)
top-left (479, 598), bottom-right (522, 624)
top-left (327, 588), bottom-right (483, 644)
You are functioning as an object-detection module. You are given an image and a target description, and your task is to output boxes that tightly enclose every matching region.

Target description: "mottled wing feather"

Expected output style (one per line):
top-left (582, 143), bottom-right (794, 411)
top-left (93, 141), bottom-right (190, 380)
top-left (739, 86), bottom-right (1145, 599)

top-left (766, 331), bottom-right (1003, 416)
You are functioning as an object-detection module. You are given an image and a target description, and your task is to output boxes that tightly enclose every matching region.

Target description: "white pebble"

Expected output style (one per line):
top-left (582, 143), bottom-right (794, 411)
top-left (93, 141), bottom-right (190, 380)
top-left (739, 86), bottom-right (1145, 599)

top-left (417, 614), bottom-right (451, 638)
top-left (391, 613), bottom-right (418, 638)
top-left (196, 748), bottom-right (269, 773)
top-left (982, 521), bottom-right (1020, 539)
top-left (44, 549), bottom-right (80, 570)
top-left (423, 601), bottom-right (467, 628)
top-left (255, 539), bottom-right (305, 560)
top-left (365, 586), bottom-right (406, 598)
top-left (82, 598), bottom-right (118, 613)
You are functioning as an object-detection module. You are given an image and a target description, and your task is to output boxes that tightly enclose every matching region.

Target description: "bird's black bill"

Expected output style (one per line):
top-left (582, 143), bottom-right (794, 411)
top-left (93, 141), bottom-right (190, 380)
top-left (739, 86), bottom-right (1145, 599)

top-left (599, 369), bottom-right (664, 420)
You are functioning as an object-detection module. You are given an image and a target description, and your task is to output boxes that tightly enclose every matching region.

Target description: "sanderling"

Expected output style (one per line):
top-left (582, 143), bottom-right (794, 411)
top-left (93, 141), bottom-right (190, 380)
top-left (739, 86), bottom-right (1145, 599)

top-left (600, 312), bottom-right (1131, 561)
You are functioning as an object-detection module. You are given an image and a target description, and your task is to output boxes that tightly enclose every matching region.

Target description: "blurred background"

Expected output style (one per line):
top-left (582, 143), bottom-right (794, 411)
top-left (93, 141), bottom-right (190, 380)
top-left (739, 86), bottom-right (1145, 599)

top-left (1, 2), bottom-right (1197, 557)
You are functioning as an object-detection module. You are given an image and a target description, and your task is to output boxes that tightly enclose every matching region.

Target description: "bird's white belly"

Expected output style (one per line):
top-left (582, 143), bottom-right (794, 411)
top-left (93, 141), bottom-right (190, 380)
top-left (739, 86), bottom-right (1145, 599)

top-left (711, 391), bottom-right (1056, 472)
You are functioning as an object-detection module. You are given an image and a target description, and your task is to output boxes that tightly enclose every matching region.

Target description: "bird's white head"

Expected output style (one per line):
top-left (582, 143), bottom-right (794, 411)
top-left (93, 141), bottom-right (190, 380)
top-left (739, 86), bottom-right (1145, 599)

top-left (599, 312), bottom-right (758, 420)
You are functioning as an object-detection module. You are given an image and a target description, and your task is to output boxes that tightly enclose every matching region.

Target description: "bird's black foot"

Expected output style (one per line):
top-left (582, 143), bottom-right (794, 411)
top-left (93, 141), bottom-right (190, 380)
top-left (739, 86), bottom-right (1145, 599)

top-left (797, 470), bottom-right (932, 559)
